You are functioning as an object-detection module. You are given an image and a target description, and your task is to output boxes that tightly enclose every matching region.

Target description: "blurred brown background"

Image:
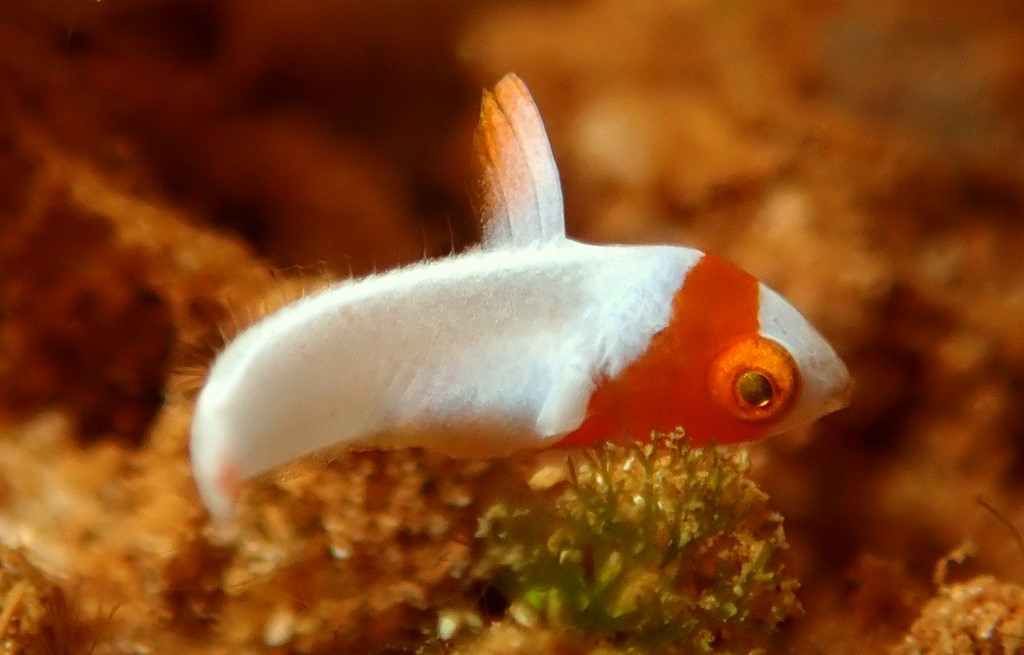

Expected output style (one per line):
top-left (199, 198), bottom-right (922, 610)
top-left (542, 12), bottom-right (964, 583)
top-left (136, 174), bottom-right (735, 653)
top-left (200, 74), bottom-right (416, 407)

top-left (1, 1), bottom-right (1023, 652)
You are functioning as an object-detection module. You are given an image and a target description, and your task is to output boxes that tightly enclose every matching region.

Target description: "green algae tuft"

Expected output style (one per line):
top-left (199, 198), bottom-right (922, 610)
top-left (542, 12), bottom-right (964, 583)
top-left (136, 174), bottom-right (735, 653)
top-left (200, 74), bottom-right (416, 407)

top-left (475, 434), bottom-right (800, 653)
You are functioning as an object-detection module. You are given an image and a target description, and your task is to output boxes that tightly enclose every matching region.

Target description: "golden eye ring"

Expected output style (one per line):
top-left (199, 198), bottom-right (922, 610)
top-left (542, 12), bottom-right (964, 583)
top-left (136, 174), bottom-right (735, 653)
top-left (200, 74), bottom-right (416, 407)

top-left (710, 337), bottom-right (799, 422)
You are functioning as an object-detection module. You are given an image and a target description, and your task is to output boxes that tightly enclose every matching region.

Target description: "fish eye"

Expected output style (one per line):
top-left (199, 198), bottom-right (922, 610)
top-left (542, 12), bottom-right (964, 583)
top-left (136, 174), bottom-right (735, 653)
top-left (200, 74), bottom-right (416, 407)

top-left (710, 337), bottom-right (799, 422)
top-left (736, 370), bottom-right (774, 408)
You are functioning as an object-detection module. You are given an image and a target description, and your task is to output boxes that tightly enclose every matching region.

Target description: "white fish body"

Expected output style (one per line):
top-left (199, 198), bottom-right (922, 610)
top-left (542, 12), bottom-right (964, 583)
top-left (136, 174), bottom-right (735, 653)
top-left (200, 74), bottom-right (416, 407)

top-left (191, 74), bottom-right (850, 521)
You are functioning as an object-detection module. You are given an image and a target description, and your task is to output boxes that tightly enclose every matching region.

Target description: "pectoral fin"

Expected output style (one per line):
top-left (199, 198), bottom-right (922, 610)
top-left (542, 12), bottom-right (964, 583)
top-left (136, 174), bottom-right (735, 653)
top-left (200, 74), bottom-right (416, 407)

top-left (536, 359), bottom-right (594, 438)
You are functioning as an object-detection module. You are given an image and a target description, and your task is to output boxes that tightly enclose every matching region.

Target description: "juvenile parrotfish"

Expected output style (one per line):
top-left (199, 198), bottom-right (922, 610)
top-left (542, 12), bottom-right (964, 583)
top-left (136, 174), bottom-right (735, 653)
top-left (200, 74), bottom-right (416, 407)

top-left (191, 74), bottom-right (851, 520)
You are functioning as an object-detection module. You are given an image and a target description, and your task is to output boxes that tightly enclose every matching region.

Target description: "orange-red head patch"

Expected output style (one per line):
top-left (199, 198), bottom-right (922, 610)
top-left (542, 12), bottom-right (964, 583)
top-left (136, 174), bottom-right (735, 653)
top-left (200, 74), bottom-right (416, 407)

top-left (561, 253), bottom-right (802, 447)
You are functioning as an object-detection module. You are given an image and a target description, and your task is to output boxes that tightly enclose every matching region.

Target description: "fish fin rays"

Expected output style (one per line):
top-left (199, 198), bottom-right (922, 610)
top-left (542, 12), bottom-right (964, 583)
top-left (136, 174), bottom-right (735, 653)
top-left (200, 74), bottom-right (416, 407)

top-left (472, 74), bottom-right (566, 250)
top-left (536, 359), bottom-right (593, 438)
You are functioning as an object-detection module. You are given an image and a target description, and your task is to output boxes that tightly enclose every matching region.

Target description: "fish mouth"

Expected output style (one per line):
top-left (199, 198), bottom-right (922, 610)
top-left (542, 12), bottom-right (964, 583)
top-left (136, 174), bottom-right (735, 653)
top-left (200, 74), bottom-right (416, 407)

top-left (823, 375), bottom-right (854, 415)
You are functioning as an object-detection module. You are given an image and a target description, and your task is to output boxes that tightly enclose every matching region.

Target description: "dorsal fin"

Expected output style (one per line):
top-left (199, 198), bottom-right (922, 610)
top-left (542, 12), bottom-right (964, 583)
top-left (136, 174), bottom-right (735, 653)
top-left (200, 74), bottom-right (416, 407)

top-left (472, 74), bottom-right (566, 249)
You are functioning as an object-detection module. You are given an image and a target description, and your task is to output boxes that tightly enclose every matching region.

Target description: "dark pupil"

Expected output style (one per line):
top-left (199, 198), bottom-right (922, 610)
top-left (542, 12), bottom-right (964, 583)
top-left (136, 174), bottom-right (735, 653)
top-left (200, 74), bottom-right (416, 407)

top-left (737, 371), bottom-right (774, 408)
